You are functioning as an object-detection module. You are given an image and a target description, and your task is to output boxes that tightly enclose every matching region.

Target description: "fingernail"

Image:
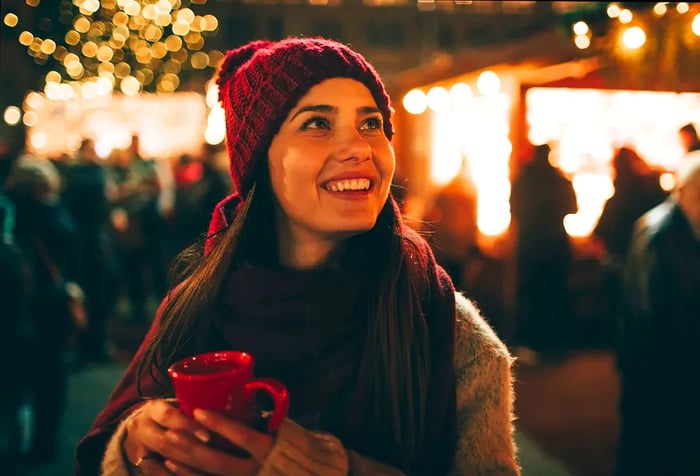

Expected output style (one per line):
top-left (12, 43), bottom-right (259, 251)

top-left (193, 409), bottom-right (208, 421)
top-left (164, 459), bottom-right (178, 472)
top-left (165, 432), bottom-right (181, 444)
top-left (194, 429), bottom-right (210, 443)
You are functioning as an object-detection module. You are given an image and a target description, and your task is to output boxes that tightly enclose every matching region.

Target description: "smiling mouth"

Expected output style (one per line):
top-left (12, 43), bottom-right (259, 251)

top-left (322, 178), bottom-right (373, 192)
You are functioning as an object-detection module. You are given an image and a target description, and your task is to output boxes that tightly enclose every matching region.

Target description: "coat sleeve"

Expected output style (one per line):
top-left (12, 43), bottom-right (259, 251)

top-left (450, 293), bottom-right (520, 476)
top-left (74, 298), bottom-right (170, 476)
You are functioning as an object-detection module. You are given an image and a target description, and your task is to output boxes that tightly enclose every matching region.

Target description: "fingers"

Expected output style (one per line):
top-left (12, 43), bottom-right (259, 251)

top-left (163, 458), bottom-right (206, 476)
top-left (135, 454), bottom-right (175, 475)
top-left (193, 409), bottom-right (274, 463)
top-left (126, 400), bottom-right (264, 476)
top-left (148, 400), bottom-right (211, 443)
top-left (162, 429), bottom-right (259, 476)
top-left (124, 399), bottom-right (210, 467)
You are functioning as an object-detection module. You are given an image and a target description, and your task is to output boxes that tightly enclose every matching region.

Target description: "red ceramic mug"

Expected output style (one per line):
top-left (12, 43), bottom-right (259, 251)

top-left (168, 351), bottom-right (290, 455)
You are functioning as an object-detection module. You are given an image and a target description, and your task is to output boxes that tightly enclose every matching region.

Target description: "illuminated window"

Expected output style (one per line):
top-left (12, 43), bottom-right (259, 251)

top-left (429, 81), bottom-right (513, 237)
top-left (526, 87), bottom-right (700, 237)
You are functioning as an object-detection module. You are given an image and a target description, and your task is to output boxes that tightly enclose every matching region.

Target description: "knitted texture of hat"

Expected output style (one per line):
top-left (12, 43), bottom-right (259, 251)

top-left (216, 37), bottom-right (394, 197)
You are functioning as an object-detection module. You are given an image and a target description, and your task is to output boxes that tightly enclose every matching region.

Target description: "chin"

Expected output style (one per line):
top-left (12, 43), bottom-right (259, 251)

top-left (330, 216), bottom-right (378, 236)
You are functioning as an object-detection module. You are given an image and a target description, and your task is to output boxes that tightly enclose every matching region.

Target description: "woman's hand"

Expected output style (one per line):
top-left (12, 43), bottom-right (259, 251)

top-left (123, 399), bottom-right (272, 475)
top-left (193, 411), bottom-right (349, 476)
top-left (122, 399), bottom-right (209, 474)
top-left (159, 409), bottom-right (274, 475)
top-left (124, 401), bottom-right (348, 475)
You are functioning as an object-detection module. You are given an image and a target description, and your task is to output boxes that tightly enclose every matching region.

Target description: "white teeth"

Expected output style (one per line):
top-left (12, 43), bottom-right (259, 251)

top-left (325, 178), bottom-right (371, 192)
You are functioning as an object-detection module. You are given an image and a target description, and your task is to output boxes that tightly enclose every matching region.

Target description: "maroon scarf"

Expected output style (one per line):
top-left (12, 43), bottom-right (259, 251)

top-left (207, 194), bottom-right (458, 474)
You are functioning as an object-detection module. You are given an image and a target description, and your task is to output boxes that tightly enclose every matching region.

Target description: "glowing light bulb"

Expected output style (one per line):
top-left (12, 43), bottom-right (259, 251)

top-left (427, 86), bottom-right (450, 111)
top-left (402, 89), bottom-right (428, 115)
top-left (573, 21), bottom-right (589, 36)
top-left (622, 26), bottom-right (646, 50)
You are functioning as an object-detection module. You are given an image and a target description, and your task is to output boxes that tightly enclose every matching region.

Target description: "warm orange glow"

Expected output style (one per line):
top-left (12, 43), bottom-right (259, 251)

top-left (24, 92), bottom-right (206, 159)
top-left (430, 88), bottom-right (512, 236)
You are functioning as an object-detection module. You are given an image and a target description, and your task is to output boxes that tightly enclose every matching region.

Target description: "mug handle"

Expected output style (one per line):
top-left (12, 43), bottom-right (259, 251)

top-left (244, 378), bottom-right (290, 434)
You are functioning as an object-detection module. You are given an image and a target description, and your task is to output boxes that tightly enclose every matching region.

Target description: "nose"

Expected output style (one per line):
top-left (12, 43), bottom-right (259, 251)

top-left (335, 128), bottom-right (371, 163)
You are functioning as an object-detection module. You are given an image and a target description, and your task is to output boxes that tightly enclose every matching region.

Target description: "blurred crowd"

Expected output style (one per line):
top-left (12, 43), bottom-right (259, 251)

top-left (420, 124), bottom-right (699, 357)
top-left (418, 122), bottom-right (700, 475)
top-left (1, 121), bottom-right (699, 474)
top-left (0, 136), bottom-right (231, 469)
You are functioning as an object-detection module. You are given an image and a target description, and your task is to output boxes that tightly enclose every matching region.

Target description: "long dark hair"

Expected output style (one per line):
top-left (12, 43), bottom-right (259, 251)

top-left (136, 165), bottom-right (432, 469)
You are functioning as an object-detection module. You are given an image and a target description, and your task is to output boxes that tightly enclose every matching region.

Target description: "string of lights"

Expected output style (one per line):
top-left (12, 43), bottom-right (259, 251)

top-left (2, 0), bottom-right (222, 99)
top-left (567, 2), bottom-right (700, 90)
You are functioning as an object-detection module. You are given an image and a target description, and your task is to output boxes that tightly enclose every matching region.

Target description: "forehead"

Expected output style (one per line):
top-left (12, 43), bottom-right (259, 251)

top-left (295, 78), bottom-right (377, 107)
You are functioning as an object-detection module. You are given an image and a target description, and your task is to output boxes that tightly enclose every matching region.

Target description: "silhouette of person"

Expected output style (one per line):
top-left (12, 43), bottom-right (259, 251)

top-left (0, 192), bottom-right (34, 471)
top-left (109, 137), bottom-right (167, 321)
top-left (594, 147), bottom-right (667, 330)
top-left (424, 159), bottom-right (478, 289)
top-left (171, 153), bottom-right (231, 256)
top-left (4, 154), bottom-right (84, 462)
top-left (62, 139), bottom-right (117, 362)
top-left (510, 143), bottom-right (577, 356)
top-left (595, 147), bottom-right (667, 265)
top-left (614, 153), bottom-right (700, 476)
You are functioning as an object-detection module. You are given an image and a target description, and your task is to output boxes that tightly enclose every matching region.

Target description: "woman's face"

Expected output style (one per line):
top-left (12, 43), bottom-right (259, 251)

top-left (267, 77), bottom-right (395, 246)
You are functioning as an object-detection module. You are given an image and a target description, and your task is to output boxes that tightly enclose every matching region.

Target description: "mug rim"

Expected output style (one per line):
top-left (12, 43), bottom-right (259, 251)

top-left (167, 350), bottom-right (254, 381)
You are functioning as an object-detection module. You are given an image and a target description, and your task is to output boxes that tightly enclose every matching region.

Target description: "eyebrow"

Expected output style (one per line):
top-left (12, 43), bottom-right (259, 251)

top-left (289, 104), bottom-right (382, 121)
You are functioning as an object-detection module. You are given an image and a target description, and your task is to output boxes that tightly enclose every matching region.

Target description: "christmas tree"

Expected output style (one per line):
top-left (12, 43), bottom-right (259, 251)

top-left (4, 0), bottom-right (221, 95)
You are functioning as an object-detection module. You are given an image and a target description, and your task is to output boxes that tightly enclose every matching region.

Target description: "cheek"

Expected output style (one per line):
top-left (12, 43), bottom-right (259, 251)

top-left (269, 150), bottom-right (319, 207)
top-left (377, 143), bottom-right (396, 185)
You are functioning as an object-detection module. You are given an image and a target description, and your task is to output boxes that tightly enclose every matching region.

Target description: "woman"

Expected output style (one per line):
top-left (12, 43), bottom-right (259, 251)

top-left (76, 37), bottom-right (519, 475)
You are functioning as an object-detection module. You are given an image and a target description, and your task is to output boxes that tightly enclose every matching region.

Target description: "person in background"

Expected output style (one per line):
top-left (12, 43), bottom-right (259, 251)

top-left (0, 137), bottom-right (21, 185)
top-left (424, 158), bottom-right (479, 290)
top-left (76, 37), bottom-right (519, 475)
top-left (62, 139), bottom-right (118, 363)
top-left (171, 152), bottom-right (232, 256)
top-left (595, 147), bottom-right (667, 265)
top-left (0, 191), bottom-right (34, 472)
top-left (594, 147), bottom-right (667, 339)
top-left (678, 122), bottom-right (700, 155)
top-left (510, 143), bottom-right (577, 358)
top-left (614, 152), bottom-right (700, 476)
top-left (4, 154), bottom-right (84, 463)
top-left (109, 138), bottom-right (167, 322)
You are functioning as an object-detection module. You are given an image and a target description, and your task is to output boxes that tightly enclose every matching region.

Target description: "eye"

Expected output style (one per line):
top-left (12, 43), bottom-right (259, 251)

top-left (360, 116), bottom-right (383, 131)
top-left (301, 116), bottom-right (331, 130)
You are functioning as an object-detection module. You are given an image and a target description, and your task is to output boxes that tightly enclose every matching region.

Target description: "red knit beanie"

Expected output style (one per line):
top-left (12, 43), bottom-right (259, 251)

top-left (215, 37), bottom-right (394, 198)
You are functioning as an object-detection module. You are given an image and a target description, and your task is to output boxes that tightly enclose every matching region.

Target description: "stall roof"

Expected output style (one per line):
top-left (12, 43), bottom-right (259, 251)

top-left (386, 27), bottom-right (594, 91)
top-left (387, 24), bottom-right (700, 94)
